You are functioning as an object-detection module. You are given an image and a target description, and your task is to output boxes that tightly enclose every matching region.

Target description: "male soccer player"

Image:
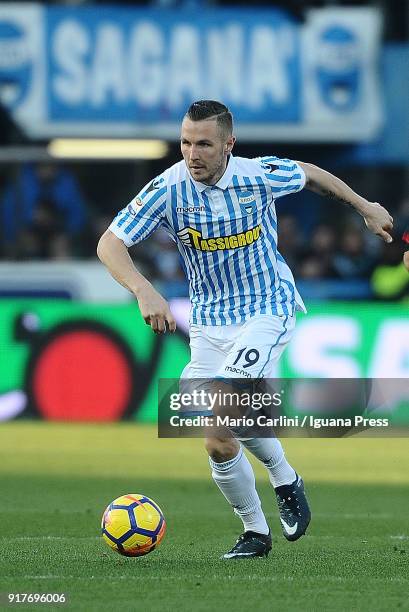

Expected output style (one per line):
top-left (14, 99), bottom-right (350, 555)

top-left (97, 100), bottom-right (393, 559)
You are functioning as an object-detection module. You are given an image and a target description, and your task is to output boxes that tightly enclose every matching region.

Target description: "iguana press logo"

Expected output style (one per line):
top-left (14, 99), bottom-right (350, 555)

top-left (177, 225), bottom-right (261, 251)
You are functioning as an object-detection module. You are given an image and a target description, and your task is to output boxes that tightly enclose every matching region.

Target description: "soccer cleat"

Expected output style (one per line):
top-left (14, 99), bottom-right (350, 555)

top-left (222, 530), bottom-right (272, 559)
top-left (275, 474), bottom-right (311, 541)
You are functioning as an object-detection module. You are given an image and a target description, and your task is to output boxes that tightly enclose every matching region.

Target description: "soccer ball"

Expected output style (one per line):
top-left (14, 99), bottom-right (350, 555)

top-left (101, 494), bottom-right (166, 557)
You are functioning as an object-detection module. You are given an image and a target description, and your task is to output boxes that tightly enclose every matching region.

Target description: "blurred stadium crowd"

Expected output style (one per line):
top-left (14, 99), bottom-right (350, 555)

top-left (0, 160), bottom-right (408, 301)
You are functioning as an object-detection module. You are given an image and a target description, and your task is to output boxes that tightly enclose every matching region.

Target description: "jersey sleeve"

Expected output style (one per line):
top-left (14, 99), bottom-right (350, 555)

top-left (257, 156), bottom-right (306, 199)
top-left (108, 176), bottom-right (167, 247)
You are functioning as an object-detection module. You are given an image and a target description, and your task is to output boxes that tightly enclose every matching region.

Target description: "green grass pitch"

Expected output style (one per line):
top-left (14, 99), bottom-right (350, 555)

top-left (0, 423), bottom-right (408, 611)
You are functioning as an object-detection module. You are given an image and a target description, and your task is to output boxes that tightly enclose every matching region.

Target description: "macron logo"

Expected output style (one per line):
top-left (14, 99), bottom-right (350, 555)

top-left (176, 205), bottom-right (205, 214)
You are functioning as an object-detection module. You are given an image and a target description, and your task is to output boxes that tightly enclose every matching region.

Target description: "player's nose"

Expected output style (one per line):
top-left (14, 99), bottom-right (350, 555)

top-left (189, 146), bottom-right (201, 162)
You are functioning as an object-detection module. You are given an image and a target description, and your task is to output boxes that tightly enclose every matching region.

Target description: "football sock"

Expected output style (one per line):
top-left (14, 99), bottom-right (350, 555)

top-left (209, 446), bottom-right (269, 535)
top-left (240, 438), bottom-right (296, 488)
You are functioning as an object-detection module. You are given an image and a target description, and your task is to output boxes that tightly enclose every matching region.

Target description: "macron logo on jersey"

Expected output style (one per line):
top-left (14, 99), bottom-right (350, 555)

top-left (176, 204), bottom-right (205, 214)
top-left (177, 225), bottom-right (261, 251)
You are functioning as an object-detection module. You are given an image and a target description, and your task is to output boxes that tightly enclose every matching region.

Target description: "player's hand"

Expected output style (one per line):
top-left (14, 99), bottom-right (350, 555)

top-left (134, 283), bottom-right (176, 334)
top-left (363, 202), bottom-right (394, 243)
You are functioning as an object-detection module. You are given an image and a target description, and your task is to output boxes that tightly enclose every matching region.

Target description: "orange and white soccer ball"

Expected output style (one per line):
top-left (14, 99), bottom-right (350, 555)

top-left (101, 494), bottom-right (166, 557)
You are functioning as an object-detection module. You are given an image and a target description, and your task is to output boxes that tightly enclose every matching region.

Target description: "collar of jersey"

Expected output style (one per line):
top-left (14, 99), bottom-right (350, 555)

top-left (187, 154), bottom-right (235, 193)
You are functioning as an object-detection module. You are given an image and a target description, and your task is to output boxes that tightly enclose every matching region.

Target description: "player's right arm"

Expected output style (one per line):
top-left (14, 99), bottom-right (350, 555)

top-left (97, 176), bottom-right (176, 334)
top-left (97, 231), bottom-right (175, 334)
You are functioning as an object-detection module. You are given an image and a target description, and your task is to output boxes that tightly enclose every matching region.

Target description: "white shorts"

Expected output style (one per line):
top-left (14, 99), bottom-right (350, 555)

top-left (178, 314), bottom-right (295, 418)
top-left (181, 313), bottom-right (296, 380)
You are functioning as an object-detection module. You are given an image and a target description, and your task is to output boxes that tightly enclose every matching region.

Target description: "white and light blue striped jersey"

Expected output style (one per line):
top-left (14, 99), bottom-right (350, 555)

top-left (109, 154), bottom-right (307, 325)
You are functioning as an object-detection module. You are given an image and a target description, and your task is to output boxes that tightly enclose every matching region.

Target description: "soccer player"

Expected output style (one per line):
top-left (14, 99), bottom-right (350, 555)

top-left (97, 100), bottom-right (394, 559)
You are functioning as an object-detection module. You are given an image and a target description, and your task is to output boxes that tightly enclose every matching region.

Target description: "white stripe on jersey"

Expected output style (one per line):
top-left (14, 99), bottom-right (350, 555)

top-left (109, 155), bottom-right (307, 326)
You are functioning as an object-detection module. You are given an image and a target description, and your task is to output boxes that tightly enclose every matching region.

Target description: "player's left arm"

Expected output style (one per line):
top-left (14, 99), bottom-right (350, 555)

top-left (298, 161), bottom-right (394, 244)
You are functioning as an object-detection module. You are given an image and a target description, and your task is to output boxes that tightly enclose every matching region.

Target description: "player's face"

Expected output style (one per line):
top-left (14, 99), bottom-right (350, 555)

top-left (181, 117), bottom-right (235, 186)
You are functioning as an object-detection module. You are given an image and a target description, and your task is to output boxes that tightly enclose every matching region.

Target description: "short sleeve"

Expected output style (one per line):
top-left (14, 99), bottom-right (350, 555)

top-left (109, 176), bottom-right (167, 247)
top-left (257, 156), bottom-right (306, 199)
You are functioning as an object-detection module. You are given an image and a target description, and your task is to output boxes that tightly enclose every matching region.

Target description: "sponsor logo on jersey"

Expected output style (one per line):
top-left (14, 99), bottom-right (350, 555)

top-left (176, 205), bottom-right (205, 214)
top-left (177, 225), bottom-right (261, 251)
top-left (224, 365), bottom-right (251, 378)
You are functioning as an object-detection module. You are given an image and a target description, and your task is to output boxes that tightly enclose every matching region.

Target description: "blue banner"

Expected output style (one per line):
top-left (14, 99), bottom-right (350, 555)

top-left (47, 7), bottom-right (300, 124)
top-left (0, 4), bottom-right (383, 142)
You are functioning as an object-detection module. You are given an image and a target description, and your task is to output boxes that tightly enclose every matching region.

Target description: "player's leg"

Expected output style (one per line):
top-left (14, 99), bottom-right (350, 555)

top-left (220, 314), bottom-right (311, 541)
top-left (206, 435), bottom-right (271, 559)
top-left (184, 325), bottom-right (271, 558)
top-left (206, 435), bottom-right (267, 535)
top-left (220, 313), bottom-right (297, 487)
top-left (240, 438), bottom-right (311, 541)
top-left (241, 438), bottom-right (296, 488)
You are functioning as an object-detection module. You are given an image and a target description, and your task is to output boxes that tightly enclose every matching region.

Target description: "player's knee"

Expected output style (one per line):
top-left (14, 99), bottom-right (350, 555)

top-left (205, 437), bottom-right (240, 463)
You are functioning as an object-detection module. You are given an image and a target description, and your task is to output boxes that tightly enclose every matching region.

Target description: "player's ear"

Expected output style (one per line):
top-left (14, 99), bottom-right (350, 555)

top-left (225, 136), bottom-right (236, 154)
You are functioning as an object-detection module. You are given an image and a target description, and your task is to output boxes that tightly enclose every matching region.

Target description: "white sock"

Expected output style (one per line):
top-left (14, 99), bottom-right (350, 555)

top-left (209, 447), bottom-right (269, 535)
top-left (240, 438), bottom-right (296, 488)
